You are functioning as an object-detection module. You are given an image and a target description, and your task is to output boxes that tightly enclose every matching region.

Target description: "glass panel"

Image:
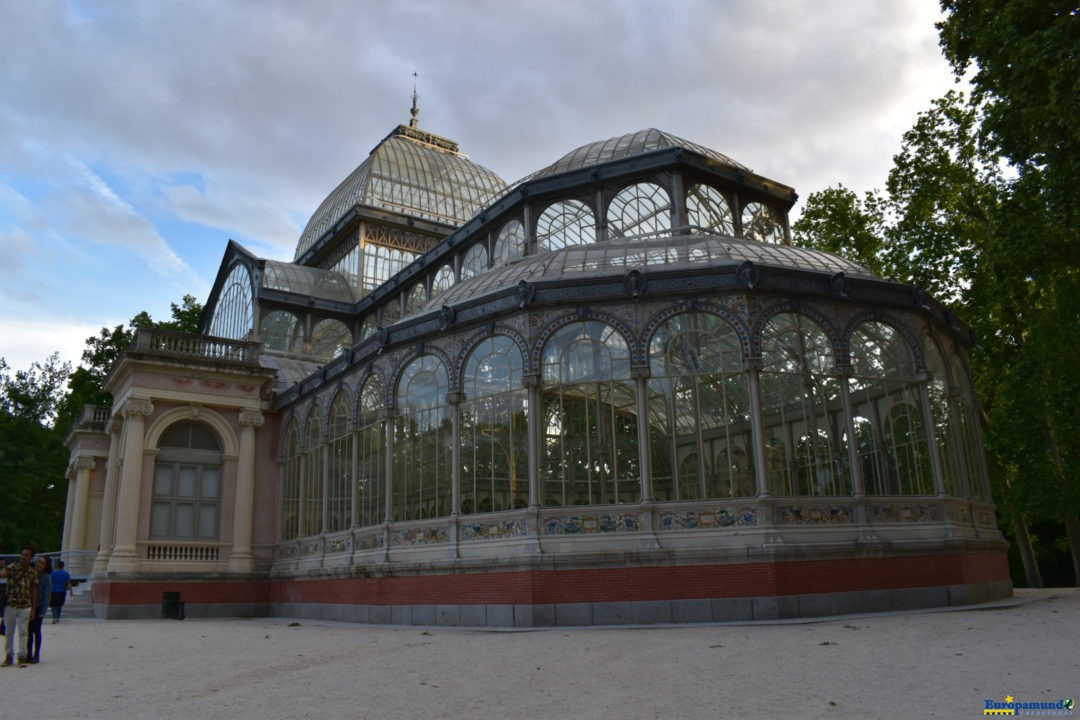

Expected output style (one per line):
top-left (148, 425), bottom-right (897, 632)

top-left (494, 219), bottom-right (525, 265)
top-left (686, 184), bottom-right (734, 235)
top-left (759, 313), bottom-right (847, 496)
top-left (177, 466), bottom-right (197, 497)
top-left (174, 503), bottom-right (195, 538)
top-left (460, 244), bottom-right (488, 280)
top-left (260, 310), bottom-right (304, 353)
top-left (153, 465), bottom-right (174, 496)
top-left (200, 467), bottom-right (220, 498)
top-left (151, 502), bottom-right (172, 537)
top-left (647, 312), bottom-right (753, 500)
top-left (393, 355), bottom-right (451, 521)
top-left (311, 319), bottom-right (352, 361)
top-left (208, 263), bottom-right (254, 340)
top-left (741, 202), bottom-right (785, 244)
top-left (280, 420), bottom-right (301, 539)
top-left (198, 504), bottom-right (218, 539)
top-left (537, 200), bottom-right (596, 252)
top-left (607, 182), bottom-right (671, 239)
top-left (356, 376), bottom-right (386, 527)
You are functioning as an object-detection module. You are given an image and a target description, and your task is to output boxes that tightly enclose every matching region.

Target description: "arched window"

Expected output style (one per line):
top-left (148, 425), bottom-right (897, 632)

top-left (311, 319), bottom-right (352, 361)
top-left (303, 413), bottom-right (324, 536)
top-left (260, 310), bottom-right (303, 353)
top-left (607, 182), bottom-right (671, 239)
top-left (460, 244), bottom-right (489, 280)
top-left (647, 312), bottom-right (752, 501)
top-left (208, 263), bottom-right (254, 339)
top-left (494, 219), bottom-right (525, 265)
top-left (280, 420), bottom-right (300, 539)
top-left (380, 297), bottom-right (402, 327)
top-left (741, 202), bottom-right (785, 244)
top-left (686, 184), bottom-right (734, 235)
top-left (461, 336), bottom-right (528, 514)
top-left (849, 321), bottom-right (932, 495)
top-left (925, 335), bottom-right (959, 497)
top-left (537, 200), bottom-right (595, 252)
top-left (327, 392), bottom-right (352, 532)
top-left (356, 375), bottom-right (386, 527)
top-left (952, 354), bottom-right (986, 500)
top-left (430, 264), bottom-right (455, 299)
top-left (151, 422), bottom-right (223, 541)
top-left (759, 313), bottom-right (847, 496)
top-left (393, 356), bottom-right (451, 521)
top-left (541, 321), bottom-right (639, 506)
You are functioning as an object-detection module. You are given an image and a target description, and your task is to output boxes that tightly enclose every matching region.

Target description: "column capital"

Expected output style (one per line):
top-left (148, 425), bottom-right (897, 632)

top-left (121, 397), bottom-right (154, 419)
top-left (239, 408), bottom-right (265, 428)
top-left (75, 456), bottom-right (96, 472)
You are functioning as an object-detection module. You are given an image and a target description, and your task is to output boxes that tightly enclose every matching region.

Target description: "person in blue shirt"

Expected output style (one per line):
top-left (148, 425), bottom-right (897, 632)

top-left (49, 560), bottom-right (73, 623)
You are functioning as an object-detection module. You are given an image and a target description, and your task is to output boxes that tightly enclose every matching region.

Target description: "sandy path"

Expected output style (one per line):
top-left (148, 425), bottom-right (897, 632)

top-left (4, 588), bottom-right (1077, 719)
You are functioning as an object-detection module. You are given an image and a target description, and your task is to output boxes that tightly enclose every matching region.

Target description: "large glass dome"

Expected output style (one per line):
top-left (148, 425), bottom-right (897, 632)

top-left (295, 125), bottom-right (508, 260)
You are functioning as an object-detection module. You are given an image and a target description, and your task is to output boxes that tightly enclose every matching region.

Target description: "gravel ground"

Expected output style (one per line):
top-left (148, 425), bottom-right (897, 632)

top-left (3, 588), bottom-right (1077, 720)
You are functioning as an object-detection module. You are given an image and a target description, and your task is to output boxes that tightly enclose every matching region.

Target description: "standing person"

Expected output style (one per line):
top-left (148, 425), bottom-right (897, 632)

top-left (0, 546), bottom-right (39, 668)
top-left (26, 556), bottom-right (51, 664)
top-left (50, 560), bottom-right (73, 623)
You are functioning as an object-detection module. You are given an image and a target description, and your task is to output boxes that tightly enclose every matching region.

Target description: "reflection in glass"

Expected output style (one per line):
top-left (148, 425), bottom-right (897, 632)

top-left (327, 392), bottom-right (352, 532)
top-left (304, 415), bottom-right (324, 535)
top-left (461, 336), bottom-right (528, 514)
top-left (460, 244), bottom-right (488, 280)
top-left (260, 310), bottom-right (303, 353)
top-left (760, 313), bottom-right (848, 496)
top-left (541, 321), bottom-right (639, 506)
top-left (311, 319), bottom-right (352, 361)
top-left (356, 376), bottom-right (386, 527)
top-left (393, 356), bottom-right (451, 521)
top-left (494, 219), bottom-right (525, 265)
top-left (281, 420), bottom-right (300, 539)
top-left (741, 202), bottom-right (785, 244)
top-left (208, 263), bottom-right (254, 340)
top-left (648, 312), bottom-right (753, 500)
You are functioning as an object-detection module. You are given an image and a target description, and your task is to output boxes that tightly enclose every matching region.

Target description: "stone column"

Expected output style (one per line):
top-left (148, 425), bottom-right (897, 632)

top-left (61, 465), bottom-right (77, 555)
top-left (524, 374), bottom-right (541, 508)
top-left (107, 398), bottom-right (154, 573)
top-left (229, 408), bottom-right (264, 572)
top-left (67, 457), bottom-right (95, 570)
top-left (93, 423), bottom-right (123, 574)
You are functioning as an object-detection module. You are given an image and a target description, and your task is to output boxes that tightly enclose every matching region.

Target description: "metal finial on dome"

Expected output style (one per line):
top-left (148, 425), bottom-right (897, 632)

top-left (409, 71), bottom-right (420, 128)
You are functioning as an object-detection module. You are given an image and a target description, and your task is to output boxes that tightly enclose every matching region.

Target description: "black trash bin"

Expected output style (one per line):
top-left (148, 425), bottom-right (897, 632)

top-left (161, 591), bottom-right (184, 620)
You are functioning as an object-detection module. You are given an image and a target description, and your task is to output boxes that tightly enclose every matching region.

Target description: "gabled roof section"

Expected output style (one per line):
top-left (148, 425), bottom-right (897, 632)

top-left (514, 128), bottom-right (750, 185)
top-left (295, 124), bottom-right (507, 261)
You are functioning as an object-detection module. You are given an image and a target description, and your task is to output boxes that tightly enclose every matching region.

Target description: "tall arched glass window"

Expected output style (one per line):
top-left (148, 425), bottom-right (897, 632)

top-left (760, 313), bottom-right (847, 496)
top-left (460, 244), bottom-right (488, 280)
top-left (208, 263), bottom-right (254, 339)
top-left (537, 200), bottom-right (595, 252)
top-left (151, 422), bottom-right (222, 541)
top-left (607, 182), bottom-right (671, 239)
top-left (280, 420), bottom-right (300, 539)
top-left (541, 321), bottom-right (639, 506)
top-left (494, 219), bottom-right (525, 265)
top-left (327, 392), bottom-right (352, 532)
top-left (849, 321), bottom-right (932, 495)
top-left (260, 310), bottom-right (303, 353)
top-left (356, 375), bottom-right (386, 527)
top-left (461, 336), bottom-right (528, 514)
top-left (303, 413), bottom-right (324, 536)
top-left (925, 335), bottom-right (960, 497)
top-left (686, 184), bottom-right (735, 235)
top-left (393, 356), bottom-right (451, 521)
top-left (741, 202), bottom-right (785, 244)
top-left (311, 319), bottom-right (352, 361)
top-left (952, 355), bottom-right (987, 500)
top-left (647, 312), bottom-right (752, 500)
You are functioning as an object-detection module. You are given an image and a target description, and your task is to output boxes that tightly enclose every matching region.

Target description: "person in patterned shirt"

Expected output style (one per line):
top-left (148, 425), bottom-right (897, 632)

top-left (1, 546), bottom-right (39, 668)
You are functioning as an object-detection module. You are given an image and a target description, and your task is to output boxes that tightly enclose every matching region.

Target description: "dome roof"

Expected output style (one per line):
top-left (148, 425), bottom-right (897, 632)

top-left (514, 128), bottom-right (749, 185)
top-left (296, 125), bottom-right (507, 261)
top-left (423, 233), bottom-right (875, 313)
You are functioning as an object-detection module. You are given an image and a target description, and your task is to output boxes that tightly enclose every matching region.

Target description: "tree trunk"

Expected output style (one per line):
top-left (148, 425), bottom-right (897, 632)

top-left (1065, 516), bottom-right (1080, 587)
top-left (1013, 514), bottom-right (1043, 588)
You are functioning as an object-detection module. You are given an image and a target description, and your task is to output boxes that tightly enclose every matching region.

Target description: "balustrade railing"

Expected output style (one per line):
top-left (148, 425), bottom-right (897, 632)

top-left (145, 544), bottom-right (220, 562)
top-left (133, 326), bottom-right (261, 365)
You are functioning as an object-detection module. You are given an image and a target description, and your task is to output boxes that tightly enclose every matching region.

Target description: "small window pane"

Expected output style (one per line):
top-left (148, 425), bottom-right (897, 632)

top-left (151, 502), bottom-right (172, 537)
top-left (174, 504), bottom-right (195, 537)
top-left (198, 505), bottom-right (218, 539)
top-left (177, 466), bottom-right (197, 497)
top-left (153, 465), bottom-right (174, 496)
top-left (201, 468), bottom-right (220, 498)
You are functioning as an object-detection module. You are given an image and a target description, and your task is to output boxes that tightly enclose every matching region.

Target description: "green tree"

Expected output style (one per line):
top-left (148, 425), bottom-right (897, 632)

top-left (0, 354), bottom-right (71, 552)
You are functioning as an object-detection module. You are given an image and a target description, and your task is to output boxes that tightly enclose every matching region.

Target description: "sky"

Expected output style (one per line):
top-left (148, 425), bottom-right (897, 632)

top-left (0, 0), bottom-right (964, 374)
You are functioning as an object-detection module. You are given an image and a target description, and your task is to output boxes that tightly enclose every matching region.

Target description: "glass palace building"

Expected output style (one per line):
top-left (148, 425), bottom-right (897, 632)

top-left (62, 117), bottom-right (1010, 624)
